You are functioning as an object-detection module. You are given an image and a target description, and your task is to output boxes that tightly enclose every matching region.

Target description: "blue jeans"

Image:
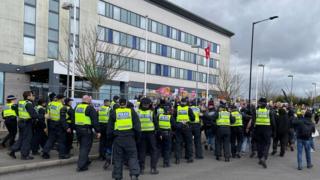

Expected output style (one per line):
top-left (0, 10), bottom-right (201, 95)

top-left (297, 139), bottom-right (312, 168)
top-left (310, 137), bottom-right (315, 150)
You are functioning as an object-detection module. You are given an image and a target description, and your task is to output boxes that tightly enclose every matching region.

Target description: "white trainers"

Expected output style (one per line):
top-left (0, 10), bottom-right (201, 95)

top-left (310, 148), bottom-right (315, 153)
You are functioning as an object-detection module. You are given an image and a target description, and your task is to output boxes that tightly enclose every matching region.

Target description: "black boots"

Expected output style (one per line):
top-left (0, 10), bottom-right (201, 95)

top-left (258, 159), bottom-right (267, 168)
top-left (8, 151), bottom-right (16, 159)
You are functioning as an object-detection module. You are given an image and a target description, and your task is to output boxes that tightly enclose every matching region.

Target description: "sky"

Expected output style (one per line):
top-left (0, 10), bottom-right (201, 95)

top-left (168, 0), bottom-right (320, 97)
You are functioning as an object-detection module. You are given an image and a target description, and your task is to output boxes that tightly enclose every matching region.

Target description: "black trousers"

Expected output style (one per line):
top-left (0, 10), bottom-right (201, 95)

top-left (113, 136), bottom-right (140, 179)
top-left (254, 126), bottom-right (272, 160)
top-left (11, 120), bottom-right (32, 157)
top-left (272, 132), bottom-right (288, 155)
top-left (215, 126), bottom-right (231, 158)
top-left (158, 130), bottom-right (172, 165)
top-left (190, 123), bottom-right (203, 158)
top-left (3, 118), bottom-right (17, 146)
top-left (231, 126), bottom-right (244, 156)
top-left (31, 125), bottom-right (48, 153)
top-left (99, 123), bottom-right (108, 157)
top-left (75, 126), bottom-right (93, 169)
top-left (138, 131), bottom-right (158, 169)
top-left (43, 121), bottom-right (67, 157)
top-left (175, 126), bottom-right (193, 161)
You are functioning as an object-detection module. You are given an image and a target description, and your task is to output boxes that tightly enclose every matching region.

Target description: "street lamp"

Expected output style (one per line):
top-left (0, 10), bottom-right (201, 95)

top-left (62, 1), bottom-right (77, 98)
top-left (288, 75), bottom-right (293, 104)
top-left (248, 16), bottom-right (278, 108)
top-left (191, 45), bottom-right (201, 106)
top-left (312, 82), bottom-right (317, 106)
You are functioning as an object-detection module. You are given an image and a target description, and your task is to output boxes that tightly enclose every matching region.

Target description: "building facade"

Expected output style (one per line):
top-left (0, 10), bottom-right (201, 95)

top-left (0, 0), bottom-right (233, 103)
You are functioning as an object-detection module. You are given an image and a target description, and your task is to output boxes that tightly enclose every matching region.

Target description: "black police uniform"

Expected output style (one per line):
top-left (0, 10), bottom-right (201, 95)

top-left (31, 105), bottom-right (48, 154)
top-left (1, 103), bottom-right (18, 147)
top-left (11, 99), bottom-right (38, 159)
top-left (107, 105), bottom-right (141, 180)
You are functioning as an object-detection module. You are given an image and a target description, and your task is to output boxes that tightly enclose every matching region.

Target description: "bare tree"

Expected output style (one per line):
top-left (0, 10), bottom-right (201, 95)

top-left (214, 67), bottom-right (243, 101)
top-left (259, 79), bottom-right (277, 100)
top-left (59, 26), bottom-right (133, 98)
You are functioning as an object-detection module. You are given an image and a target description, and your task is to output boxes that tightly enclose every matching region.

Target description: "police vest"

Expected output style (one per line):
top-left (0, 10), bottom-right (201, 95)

top-left (49, 101), bottom-right (63, 121)
top-left (231, 111), bottom-right (243, 126)
top-left (111, 101), bottom-right (116, 109)
top-left (3, 103), bottom-right (17, 118)
top-left (99, 105), bottom-right (110, 123)
top-left (159, 114), bottom-right (171, 130)
top-left (138, 109), bottom-right (155, 131)
top-left (75, 104), bottom-right (91, 125)
top-left (65, 106), bottom-right (72, 124)
top-left (115, 108), bottom-right (133, 131)
top-left (176, 106), bottom-right (189, 123)
top-left (190, 106), bottom-right (200, 123)
top-left (256, 108), bottom-right (270, 126)
top-left (217, 111), bottom-right (230, 126)
top-left (18, 100), bottom-right (31, 120)
top-left (36, 105), bottom-right (45, 114)
top-left (157, 107), bottom-right (164, 116)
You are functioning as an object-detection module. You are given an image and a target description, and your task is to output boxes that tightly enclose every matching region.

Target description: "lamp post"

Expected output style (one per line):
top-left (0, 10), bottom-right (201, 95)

top-left (258, 64), bottom-right (265, 91)
top-left (288, 75), bottom-right (293, 104)
top-left (248, 16), bottom-right (278, 108)
top-left (191, 45), bottom-right (200, 106)
top-left (62, 0), bottom-right (77, 98)
top-left (312, 82), bottom-right (317, 106)
top-left (255, 64), bottom-right (264, 106)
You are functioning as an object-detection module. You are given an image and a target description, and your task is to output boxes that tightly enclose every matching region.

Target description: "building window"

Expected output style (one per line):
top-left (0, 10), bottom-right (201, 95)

top-left (139, 61), bottom-right (145, 73)
top-left (48, 42), bottom-right (58, 59)
top-left (0, 72), bottom-right (3, 104)
top-left (48, 0), bottom-right (59, 59)
top-left (97, 0), bottom-right (105, 15)
top-left (151, 21), bottom-right (157, 33)
top-left (113, 31), bottom-right (120, 44)
top-left (113, 6), bottom-right (120, 20)
top-left (140, 16), bottom-right (146, 29)
top-left (24, 0), bottom-right (36, 55)
top-left (140, 39), bottom-right (146, 51)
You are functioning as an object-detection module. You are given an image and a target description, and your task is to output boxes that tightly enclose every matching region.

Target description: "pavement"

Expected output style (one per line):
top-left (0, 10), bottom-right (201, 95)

top-left (0, 138), bottom-right (319, 180)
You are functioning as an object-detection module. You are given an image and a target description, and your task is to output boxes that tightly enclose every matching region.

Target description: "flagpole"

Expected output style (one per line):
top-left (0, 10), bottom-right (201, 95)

top-left (206, 57), bottom-right (209, 107)
top-left (144, 15), bottom-right (148, 97)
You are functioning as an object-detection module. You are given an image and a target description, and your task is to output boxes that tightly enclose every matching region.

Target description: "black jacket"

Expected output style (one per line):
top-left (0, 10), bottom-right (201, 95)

top-left (293, 117), bottom-right (315, 140)
top-left (275, 108), bottom-right (290, 135)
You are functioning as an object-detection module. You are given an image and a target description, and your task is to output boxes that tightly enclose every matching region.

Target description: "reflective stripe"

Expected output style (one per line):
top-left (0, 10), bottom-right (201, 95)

top-left (231, 111), bottom-right (243, 126)
top-left (75, 104), bottom-right (91, 125)
top-left (18, 100), bottom-right (31, 120)
top-left (49, 101), bottom-right (63, 121)
top-left (66, 106), bottom-right (72, 124)
top-left (159, 114), bottom-right (171, 130)
top-left (256, 108), bottom-right (270, 126)
top-left (217, 111), bottom-right (230, 126)
top-left (99, 106), bottom-right (110, 123)
top-left (138, 109), bottom-right (155, 131)
top-left (190, 106), bottom-right (200, 123)
top-left (115, 108), bottom-right (133, 131)
top-left (3, 103), bottom-right (17, 118)
top-left (176, 106), bottom-right (189, 123)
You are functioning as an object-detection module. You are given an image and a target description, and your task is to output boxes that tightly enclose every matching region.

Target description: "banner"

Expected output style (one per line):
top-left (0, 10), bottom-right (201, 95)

top-left (71, 98), bottom-right (104, 110)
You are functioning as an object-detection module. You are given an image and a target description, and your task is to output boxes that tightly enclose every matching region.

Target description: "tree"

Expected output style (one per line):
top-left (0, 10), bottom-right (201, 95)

top-left (59, 26), bottom-right (133, 98)
top-left (214, 67), bottom-right (243, 101)
top-left (259, 79), bottom-right (277, 100)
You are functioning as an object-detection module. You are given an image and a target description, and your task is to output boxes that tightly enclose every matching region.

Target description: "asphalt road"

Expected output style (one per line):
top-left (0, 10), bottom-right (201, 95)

top-left (1, 147), bottom-right (319, 180)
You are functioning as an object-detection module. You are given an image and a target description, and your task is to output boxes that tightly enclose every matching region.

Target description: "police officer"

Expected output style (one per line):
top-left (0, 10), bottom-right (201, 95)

top-left (64, 98), bottom-right (74, 155)
top-left (190, 100), bottom-right (203, 159)
top-left (137, 97), bottom-right (159, 175)
top-left (173, 97), bottom-right (195, 164)
top-left (74, 95), bottom-right (101, 172)
top-left (42, 94), bottom-right (70, 159)
top-left (98, 99), bottom-right (111, 160)
top-left (111, 95), bottom-right (120, 109)
top-left (9, 91), bottom-right (38, 160)
top-left (157, 106), bottom-right (174, 167)
top-left (31, 99), bottom-right (48, 155)
top-left (230, 104), bottom-right (244, 158)
top-left (214, 102), bottom-right (234, 162)
top-left (1, 95), bottom-right (18, 148)
top-left (107, 98), bottom-right (140, 180)
top-left (253, 97), bottom-right (276, 168)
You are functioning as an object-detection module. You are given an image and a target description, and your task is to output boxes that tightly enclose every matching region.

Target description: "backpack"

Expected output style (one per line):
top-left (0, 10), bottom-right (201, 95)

top-left (300, 121), bottom-right (313, 139)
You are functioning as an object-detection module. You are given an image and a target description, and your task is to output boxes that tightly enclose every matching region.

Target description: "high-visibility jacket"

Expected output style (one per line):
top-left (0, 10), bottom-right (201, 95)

top-left (138, 109), bottom-right (155, 131)
top-left (176, 106), bottom-right (189, 123)
top-left (75, 104), bottom-right (91, 125)
top-left (190, 106), bottom-right (200, 123)
top-left (115, 108), bottom-right (133, 131)
top-left (231, 111), bottom-right (243, 126)
top-left (65, 106), bottom-right (72, 124)
top-left (256, 108), bottom-right (270, 126)
top-left (98, 105), bottom-right (110, 123)
top-left (49, 101), bottom-right (63, 121)
top-left (217, 111), bottom-right (230, 126)
top-left (159, 114), bottom-right (171, 130)
top-left (18, 100), bottom-right (31, 120)
top-left (3, 103), bottom-right (17, 118)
